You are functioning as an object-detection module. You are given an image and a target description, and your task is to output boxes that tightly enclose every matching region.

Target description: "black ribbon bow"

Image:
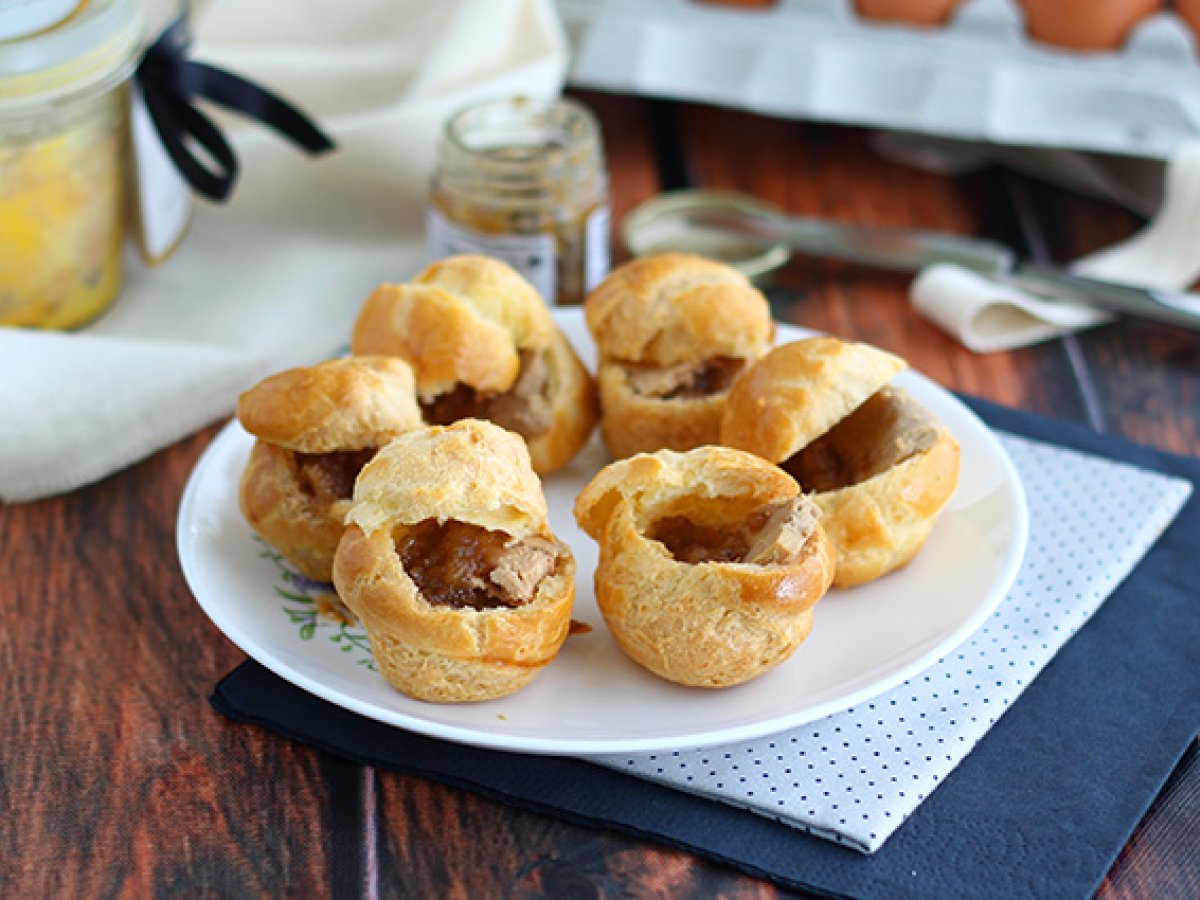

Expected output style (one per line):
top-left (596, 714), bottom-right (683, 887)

top-left (135, 17), bottom-right (336, 202)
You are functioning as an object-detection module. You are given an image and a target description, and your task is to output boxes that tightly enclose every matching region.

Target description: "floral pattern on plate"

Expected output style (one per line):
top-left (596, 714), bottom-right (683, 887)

top-left (254, 536), bottom-right (377, 671)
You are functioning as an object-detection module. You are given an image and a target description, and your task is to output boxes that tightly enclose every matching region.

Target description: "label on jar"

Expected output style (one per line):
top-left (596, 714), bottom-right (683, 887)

top-left (584, 204), bottom-right (612, 293)
top-left (427, 206), bottom-right (556, 302)
top-left (129, 84), bottom-right (193, 264)
top-left (0, 0), bottom-right (82, 41)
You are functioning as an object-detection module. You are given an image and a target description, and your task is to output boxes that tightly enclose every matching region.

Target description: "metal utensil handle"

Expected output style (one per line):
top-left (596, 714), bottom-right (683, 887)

top-left (792, 219), bottom-right (1016, 275)
top-left (1013, 264), bottom-right (1200, 331)
top-left (687, 210), bottom-right (1015, 275)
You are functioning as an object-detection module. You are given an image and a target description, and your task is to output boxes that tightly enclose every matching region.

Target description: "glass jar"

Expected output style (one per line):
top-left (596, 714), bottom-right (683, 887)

top-left (0, 0), bottom-right (143, 329)
top-left (428, 96), bottom-right (611, 305)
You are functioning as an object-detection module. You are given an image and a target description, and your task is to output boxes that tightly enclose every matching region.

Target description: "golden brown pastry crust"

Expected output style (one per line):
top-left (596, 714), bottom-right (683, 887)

top-left (349, 255), bottom-right (596, 474)
top-left (333, 420), bottom-right (575, 703)
top-left (585, 253), bottom-right (774, 366)
top-left (594, 366), bottom-right (729, 461)
top-left (237, 356), bottom-right (423, 453)
top-left (237, 357), bottom-right (424, 582)
top-left (719, 337), bottom-right (906, 464)
top-left (524, 329), bottom-right (600, 475)
top-left (239, 441), bottom-right (352, 582)
top-left (812, 413), bottom-right (960, 587)
top-left (720, 339), bottom-right (959, 587)
top-left (584, 253), bottom-right (774, 458)
top-left (574, 446), bottom-right (835, 688)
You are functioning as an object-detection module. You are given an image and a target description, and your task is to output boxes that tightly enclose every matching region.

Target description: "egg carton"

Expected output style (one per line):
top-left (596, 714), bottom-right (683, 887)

top-left (558, 0), bottom-right (1200, 160)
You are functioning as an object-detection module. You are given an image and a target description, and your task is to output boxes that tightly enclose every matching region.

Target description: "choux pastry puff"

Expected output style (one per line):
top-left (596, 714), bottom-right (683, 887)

top-left (574, 446), bottom-right (835, 688)
top-left (237, 356), bottom-right (423, 583)
top-left (332, 419), bottom-right (576, 702)
top-left (350, 254), bottom-right (597, 475)
top-left (583, 253), bottom-right (774, 459)
top-left (720, 337), bottom-right (961, 588)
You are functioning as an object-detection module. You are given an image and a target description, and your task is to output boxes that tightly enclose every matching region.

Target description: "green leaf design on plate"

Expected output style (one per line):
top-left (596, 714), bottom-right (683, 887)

top-left (254, 535), bottom-right (378, 672)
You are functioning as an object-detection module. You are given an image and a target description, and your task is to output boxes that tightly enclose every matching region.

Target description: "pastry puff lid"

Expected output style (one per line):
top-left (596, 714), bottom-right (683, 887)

top-left (351, 255), bottom-right (558, 398)
top-left (584, 253), bottom-right (774, 367)
top-left (236, 356), bottom-right (423, 454)
top-left (575, 445), bottom-right (799, 540)
top-left (721, 337), bottom-right (907, 464)
top-left (346, 419), bottom-right (549, 538)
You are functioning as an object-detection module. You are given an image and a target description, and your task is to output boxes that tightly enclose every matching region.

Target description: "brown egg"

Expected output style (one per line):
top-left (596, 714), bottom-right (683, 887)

top-left (1018, 0), bottom-right (1162, 50)
top-left (1177, 0), bottom-right (1200, 44)
top-left (852, 0), bottom-right (963, 26)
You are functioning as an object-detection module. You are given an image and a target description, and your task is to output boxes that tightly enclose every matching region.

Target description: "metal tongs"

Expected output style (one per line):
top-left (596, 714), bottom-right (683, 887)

top-left (686, 206), bottom-right (1200, 331)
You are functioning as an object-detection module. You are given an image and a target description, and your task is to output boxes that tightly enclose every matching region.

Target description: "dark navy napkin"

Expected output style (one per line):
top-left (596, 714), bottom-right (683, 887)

top-left (212, 397), bottom-right (1200, 899)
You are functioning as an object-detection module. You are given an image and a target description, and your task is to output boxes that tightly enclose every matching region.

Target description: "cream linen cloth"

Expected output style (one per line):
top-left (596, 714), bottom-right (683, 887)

top-left (910, 141), bottom-right (1200, 352)
top-left (0, 0), bottom-right (567, 503)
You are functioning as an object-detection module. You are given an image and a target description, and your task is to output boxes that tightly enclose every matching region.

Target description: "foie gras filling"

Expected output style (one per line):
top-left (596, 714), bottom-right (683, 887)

top-left (624, 356), bottom-right (747, 400)
top-left (395, 518), bottom-right (559, 610)
top-left (421, 349), bottom-right (553, 439)
top-left (782, 387), bottom-right (938, 493)
top-left (294, 448), bottom-right (377, 503)
top-left (649, 497), bottom-right (819, 565)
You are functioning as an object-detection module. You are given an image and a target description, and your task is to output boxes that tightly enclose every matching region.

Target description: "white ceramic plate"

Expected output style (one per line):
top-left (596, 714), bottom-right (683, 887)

top-left (178, 311), bottom-right (1028, 756)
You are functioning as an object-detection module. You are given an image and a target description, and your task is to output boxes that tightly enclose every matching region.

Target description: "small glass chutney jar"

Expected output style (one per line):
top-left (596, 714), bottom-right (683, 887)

top-left (428, 96), bottom-right (611, 305)
top-left (0, 0), bottom-right (143, 329)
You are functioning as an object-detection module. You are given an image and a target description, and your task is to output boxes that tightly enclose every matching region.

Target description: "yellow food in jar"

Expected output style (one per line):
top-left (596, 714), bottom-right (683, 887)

top-left (0, 87), bottom-right (127, 329)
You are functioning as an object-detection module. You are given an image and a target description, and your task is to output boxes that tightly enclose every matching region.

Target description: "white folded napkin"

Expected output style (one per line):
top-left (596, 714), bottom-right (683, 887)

top-left (0, 0), bottom-right (567, 503)
top-left (910, 141), bottom-right (1200, 353)
top-left (589, 434), bottom-right (1192, 853)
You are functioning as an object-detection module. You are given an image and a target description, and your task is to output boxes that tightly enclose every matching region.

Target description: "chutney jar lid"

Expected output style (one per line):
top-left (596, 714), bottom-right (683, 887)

top-left (0, 0), bottom-right (144, 108)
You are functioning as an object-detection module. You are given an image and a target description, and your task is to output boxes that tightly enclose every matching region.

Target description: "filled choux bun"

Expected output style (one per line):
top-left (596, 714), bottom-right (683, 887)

top-left (583, 253), bottom-right (774, 459)
top-left (574, 446), bottom-right (835, 688)
top-left (349, 254), bottom-right (597, 475)
top-left (721, 337), bottom-right (960, 588)
top-left (237, 356), bottom-right (424, 583)
top-left (332, 419), bottom-right (576, 703)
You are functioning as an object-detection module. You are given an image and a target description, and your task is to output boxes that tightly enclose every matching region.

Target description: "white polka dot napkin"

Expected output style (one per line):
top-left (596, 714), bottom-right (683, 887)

top-left (587, 433), bottom-right (1193, 854)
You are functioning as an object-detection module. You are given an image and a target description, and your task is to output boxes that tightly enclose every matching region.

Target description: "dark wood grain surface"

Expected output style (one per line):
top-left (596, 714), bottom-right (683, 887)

top-left (2, 90), bottom-right (1197, 898)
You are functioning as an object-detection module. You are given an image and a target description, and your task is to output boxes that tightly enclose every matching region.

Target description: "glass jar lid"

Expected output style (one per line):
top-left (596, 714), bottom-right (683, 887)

top-left (438, 95), bottom-right (607, 198)
top-left (0, 0), bottom-right (143, 108)
top-left (623, 190), bottom-right (792, 281)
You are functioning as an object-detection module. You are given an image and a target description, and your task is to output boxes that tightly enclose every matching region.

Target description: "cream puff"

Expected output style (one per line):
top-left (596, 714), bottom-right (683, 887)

top-left (237, 356), bottom-right (424, 583)
top-left (332, 419), bottom-right (576, 702)
top-left (350, 255), bottom-right (597, 475)
top-left (720, 337), bottom-right (960, 588)
top-left (583, 252), bottom-right (774, 459)
top-left (574, 445), bottom-right (834, 688)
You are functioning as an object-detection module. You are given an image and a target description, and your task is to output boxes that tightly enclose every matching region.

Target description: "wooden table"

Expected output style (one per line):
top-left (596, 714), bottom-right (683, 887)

top-left (3, 92), bottom-right (1197, 897)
